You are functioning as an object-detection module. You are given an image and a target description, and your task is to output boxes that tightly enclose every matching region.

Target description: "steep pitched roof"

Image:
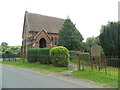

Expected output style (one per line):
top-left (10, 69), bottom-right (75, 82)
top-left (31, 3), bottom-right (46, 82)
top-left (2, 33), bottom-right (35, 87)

top-left (25, 11), bottom-right (65, 33)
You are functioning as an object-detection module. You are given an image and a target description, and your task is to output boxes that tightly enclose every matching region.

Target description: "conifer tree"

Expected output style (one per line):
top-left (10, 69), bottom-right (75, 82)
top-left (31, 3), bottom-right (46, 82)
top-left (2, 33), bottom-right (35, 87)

top-left (99, 21), bottom-right (120, 56)
top-left (58, 18), bottom-right (83, 50)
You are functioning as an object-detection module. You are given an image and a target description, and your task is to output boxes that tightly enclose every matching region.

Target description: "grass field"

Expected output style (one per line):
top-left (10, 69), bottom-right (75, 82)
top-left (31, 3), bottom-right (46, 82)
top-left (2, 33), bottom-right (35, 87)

top-left (0, 59), bottom-right (72, 72)
top-left (72, 70), bottom-right (118, 88)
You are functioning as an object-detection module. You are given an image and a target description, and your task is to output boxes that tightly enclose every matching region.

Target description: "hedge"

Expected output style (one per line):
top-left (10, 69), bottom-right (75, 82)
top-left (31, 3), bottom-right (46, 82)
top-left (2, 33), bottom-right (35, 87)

top-left (80, 52), bottom-right (90, 61)
top-left (27, 48), bottom-right (51, 64)
top-left (50, 46), bottom-right (70, 67)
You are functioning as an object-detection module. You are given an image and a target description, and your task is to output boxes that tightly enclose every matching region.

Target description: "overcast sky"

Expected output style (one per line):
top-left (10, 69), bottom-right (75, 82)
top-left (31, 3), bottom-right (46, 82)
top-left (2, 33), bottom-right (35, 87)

top-left (0, 0), bottom-right (119, 46)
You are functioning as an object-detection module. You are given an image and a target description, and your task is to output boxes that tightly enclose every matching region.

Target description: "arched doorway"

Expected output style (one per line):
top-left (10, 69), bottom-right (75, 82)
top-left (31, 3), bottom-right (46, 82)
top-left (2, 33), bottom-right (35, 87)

top-left (39, 38), bottom-right (46, 48)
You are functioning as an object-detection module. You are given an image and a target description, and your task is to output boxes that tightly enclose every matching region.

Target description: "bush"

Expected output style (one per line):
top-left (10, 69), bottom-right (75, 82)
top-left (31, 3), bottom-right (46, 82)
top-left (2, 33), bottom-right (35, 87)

top-left (80, 52), bottom-right (90, 61)
top-left (27, 48), bottom-right (51, 64)
top-left (50, 46), bottom-right (70, 67)
top-left (69, 51), bottom-right (77, 62)
top-left (80, 52), bottom-right (90, 55)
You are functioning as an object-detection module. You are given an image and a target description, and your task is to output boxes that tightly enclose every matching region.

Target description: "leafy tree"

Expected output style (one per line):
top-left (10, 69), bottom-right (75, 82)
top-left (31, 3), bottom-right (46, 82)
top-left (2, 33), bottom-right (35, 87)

top-left (86, 36), bottom-right (100, 51)
top-left (1, 42), bottom-right (8, 52)
top-left (58, 18), bottom-right (83, 50)
top-left (79, 42), bottom-right (88, 51)
top-left (0, 46), bottom-right (2, 56)
top-left (5, 46), bottom-right (21, 54)
top-left (99, 21), bottom-right (119, 56)
top-left (0, 42), bottom-right (20, 55)
top-left (1, 42), bottom-right (8, 47)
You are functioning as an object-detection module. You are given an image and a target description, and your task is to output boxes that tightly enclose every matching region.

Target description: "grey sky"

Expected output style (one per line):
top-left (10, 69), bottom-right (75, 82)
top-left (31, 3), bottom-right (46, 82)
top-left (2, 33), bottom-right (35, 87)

top-left (0, 0), bottom-right (118, 46)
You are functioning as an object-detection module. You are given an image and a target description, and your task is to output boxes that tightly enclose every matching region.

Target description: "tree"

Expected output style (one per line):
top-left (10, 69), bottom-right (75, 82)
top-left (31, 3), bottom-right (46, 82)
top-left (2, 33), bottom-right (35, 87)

top-left (5, 46), bottom-right (21, 54)
top-left (86, 36), bottom-right (100, 51)
top-left (1, 42), bottom-right (8, 47)
top-left (0, 42), bottom-right (20, 55)
top-left (99, 21), bottom-right (119, 56)
top-left (58, 18), bottom-right (83, 50)
top-left (1, 42), bottom-right (8, 52)
top-left (80, 42), bottom-right (88, 51)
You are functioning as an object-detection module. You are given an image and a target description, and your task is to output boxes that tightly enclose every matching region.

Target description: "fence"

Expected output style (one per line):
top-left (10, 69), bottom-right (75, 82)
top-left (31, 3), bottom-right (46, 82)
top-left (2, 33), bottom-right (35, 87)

top-left (3, 53), bottom-right (119, 76)
top-left (22, 53), bottom-right (119, 76)
top-left (74, 55), bottom-right (119, 76)
top-left (2, 54), bottom-right (20, 61)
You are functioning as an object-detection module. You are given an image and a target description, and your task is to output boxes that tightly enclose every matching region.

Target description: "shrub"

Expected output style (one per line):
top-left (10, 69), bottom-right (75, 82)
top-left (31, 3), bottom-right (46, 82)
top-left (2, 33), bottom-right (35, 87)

top-left (80, 52), bottom-right (90, 55)
top-left (80, 52), bottom-right (90, 61)
top-left (50, 46), bottom-right (70, 67)
top-left (27, 48), bottom-right (51, 64)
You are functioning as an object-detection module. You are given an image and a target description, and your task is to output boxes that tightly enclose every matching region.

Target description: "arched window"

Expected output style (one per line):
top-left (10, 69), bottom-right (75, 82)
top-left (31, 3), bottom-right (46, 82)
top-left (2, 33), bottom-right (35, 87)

top-left (39, 38), bottom-right (46, 48)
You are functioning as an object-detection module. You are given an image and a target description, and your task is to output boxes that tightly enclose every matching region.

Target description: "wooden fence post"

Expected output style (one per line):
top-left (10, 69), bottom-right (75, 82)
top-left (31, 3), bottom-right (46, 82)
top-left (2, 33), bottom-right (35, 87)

top-left (91, 57), bottom-right (93, 70)
top-left (104, 57), bottom-right (107, 74)
top-left (98, 57), bottom-right (101, 71)
top-left (77, 54), bottom-right (81, 70)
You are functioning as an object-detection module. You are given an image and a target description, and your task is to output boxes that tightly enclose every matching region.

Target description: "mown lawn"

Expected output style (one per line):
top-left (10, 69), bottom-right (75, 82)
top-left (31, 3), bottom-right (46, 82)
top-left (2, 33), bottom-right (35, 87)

top-left (70, 60), bottom-right (118, 76)
top-left (0, 59), bottom-right (72, 72)
top-left (72, 70), bottom-right (118, 88)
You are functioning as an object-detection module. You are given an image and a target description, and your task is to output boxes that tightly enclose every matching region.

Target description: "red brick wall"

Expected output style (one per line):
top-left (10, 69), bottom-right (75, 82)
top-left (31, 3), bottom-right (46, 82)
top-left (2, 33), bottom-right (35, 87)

top-left (33, 30), bottom-right (52, 48)
top-left (21, 30), bottom-right (59, 58)
top-left (48, 33), bottom-right (58, 46)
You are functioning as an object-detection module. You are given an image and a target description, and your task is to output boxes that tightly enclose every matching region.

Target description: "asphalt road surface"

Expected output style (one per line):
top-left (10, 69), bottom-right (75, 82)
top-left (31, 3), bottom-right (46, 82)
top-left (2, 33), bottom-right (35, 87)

top-left (1, 64), bottom-right (87, 88)
top-left (0, 59), bottom-right (3, 61)
top-left (0, 64), bottom-right (113, 89)
top-left (0, 64), bottom-right (2, 89)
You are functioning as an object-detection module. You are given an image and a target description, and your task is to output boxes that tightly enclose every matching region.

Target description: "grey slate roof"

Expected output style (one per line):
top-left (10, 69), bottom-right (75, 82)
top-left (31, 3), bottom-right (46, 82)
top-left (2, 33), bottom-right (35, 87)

top-left (26, 11), bottom-right (65, 33)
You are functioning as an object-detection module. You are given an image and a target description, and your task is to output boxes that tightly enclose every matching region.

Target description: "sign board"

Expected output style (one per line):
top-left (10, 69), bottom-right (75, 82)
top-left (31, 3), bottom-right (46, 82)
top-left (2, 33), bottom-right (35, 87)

top-left (76, 51), bottom-right (81, 55)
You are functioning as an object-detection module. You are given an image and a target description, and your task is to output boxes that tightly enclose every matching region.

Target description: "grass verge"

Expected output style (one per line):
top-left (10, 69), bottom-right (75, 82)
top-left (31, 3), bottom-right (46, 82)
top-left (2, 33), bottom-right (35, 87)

top-left (70, 61), bottom-right (118, 76)
top-left (72, 70), bottom-right (118, 88)
top-left (0, 59), bottom-right (72, 72)
top-left (69, 61), bottom-right (77, 65)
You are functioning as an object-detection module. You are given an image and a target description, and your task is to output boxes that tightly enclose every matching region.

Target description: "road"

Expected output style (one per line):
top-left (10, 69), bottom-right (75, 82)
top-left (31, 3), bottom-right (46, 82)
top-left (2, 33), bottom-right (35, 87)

top-left (0, 64), bottom-right (114, 89)
top-left (1, 64), bottom-right (87, 88)
top-left (0, 59), bottom-right (3, 61)
top-left (0, 64), bottom-right (2, 89)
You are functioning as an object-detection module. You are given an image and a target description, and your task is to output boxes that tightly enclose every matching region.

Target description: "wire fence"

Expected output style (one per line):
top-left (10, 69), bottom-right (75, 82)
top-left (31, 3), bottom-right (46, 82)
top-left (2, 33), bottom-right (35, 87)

top-left (2, 53), bottom-right (120, 76)
top-left (74, 55), bottom-right (119, 76)
top-left (2, 54), bottom-right (20, 61)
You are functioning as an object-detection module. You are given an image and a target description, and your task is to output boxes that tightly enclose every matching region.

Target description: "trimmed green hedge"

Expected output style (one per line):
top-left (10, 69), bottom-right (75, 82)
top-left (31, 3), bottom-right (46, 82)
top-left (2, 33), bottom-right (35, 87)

top-left (80, 52), bottom-right (90, 61)
top-left (27, 48), bottom-right (51, 64)
top-left (80, 52), bottom-right (90, 55)
top-left (50, 46), bottom-right (70, 67)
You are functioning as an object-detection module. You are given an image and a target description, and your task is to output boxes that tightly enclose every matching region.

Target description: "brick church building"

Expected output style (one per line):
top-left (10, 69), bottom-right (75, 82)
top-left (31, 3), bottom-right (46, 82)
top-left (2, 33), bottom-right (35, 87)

top-left (21, 11), bottom-right (65, 56)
